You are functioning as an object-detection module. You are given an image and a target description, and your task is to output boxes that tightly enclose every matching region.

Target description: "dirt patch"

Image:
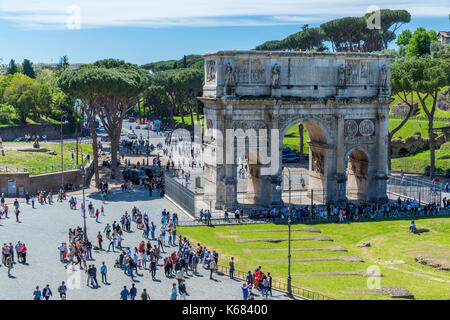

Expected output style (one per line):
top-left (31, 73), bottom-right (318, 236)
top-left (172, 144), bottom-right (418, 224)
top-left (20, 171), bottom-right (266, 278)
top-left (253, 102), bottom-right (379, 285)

top-left (343, 289), bottom-right (385, 295)
top-left (329, 246), bottom-right (348, 252)
top-left (382, 287), bottom-right (414, 299)
top-left (294, 271), bottom-right (363, 276)
top-left (243, 246), bottom-right (347, 252)
top-left (216, 232), bottom-right (239, 239)
top-left (343, 287), bottom-right (413, 298)
top-left (235, 235), bottom-right (333, 243)
top-left (341, 256), bottom-right (364, 262)
top-left (229, 227), bottom-right (320, 233)
top-left (255, 256), bottom-right (363, 263)
top-left (256, 257), bottom-right (341, 262)
top-left (415, 256), bottom-right (450, 271)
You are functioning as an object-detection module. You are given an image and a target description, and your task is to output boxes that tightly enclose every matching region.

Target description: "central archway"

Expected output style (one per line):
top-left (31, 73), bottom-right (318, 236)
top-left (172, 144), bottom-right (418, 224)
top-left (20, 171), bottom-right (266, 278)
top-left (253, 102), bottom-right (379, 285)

top-left (277, 118), bottom-right (331, 205)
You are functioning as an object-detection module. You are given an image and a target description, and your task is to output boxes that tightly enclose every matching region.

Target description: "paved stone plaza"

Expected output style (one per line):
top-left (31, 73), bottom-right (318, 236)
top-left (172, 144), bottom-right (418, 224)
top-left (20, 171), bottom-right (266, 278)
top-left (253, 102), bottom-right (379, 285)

top-left (0, 187), bottom-right (290, 300)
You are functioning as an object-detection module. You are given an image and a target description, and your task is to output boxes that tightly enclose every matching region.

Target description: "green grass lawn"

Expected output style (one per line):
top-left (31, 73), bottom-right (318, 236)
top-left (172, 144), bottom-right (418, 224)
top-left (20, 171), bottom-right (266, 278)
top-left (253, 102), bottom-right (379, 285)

top-left (179, 217), bottom-right (450, 300)
top-left (391, 142), bottom-right (450, 174)
top-left (388, 119), bottom-right (449, 139)
top-left (0, 116), bottom-right (63, 128)
top-left (390, 88), bottom-right (450, 119)
top-left (0, 142), bottom-right (93, 175)
top-left (173, 114), bottom-right (204, 130)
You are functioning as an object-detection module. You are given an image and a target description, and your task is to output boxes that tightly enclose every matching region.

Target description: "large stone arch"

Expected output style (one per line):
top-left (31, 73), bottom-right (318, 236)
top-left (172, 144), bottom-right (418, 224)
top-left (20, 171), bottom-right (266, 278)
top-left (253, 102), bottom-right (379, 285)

top-left (200, 50), bottom-right (391, 210)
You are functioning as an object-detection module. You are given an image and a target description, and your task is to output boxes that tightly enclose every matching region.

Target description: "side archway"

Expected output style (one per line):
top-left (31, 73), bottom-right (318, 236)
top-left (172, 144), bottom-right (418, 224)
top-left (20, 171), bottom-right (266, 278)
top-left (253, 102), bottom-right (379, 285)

top-left (344, 149), bottom-right (369, 201)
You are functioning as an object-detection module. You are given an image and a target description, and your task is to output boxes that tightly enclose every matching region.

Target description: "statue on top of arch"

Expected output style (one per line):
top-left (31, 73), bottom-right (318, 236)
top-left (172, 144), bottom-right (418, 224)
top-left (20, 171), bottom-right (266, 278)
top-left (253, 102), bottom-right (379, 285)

top-left (271, 64), bottom-right (281, 89)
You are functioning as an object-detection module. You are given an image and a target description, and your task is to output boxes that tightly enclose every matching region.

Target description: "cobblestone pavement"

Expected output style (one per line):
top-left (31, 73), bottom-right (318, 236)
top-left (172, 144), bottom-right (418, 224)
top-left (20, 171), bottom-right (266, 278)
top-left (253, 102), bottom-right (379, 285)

top-left (0, 187), bottom-right (291, 300)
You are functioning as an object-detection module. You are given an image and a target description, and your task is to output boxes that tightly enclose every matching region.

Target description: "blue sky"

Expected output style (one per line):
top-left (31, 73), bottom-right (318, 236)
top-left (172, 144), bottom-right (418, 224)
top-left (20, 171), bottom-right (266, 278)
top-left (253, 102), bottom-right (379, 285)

top-left (0, 0), bottom-right (448, 65)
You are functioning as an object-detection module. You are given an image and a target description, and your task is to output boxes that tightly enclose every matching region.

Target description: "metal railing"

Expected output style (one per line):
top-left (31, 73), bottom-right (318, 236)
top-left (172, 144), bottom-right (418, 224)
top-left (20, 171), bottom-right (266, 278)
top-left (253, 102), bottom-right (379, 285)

top-left (388, 114), bottom-right (450, 122)
top-left (213, 263), bottom-right (334, 300)
top-left (387, 175), bottom-right (442, 205)
top-left (165, 173), bottom-right (196, 217)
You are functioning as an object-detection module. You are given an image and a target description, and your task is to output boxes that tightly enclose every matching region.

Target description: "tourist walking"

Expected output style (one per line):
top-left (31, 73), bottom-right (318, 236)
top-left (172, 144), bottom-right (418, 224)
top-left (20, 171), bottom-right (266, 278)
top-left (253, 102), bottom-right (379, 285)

top-left (100, 262), bottom-right (108, 284)
top-left (42, 285), bottom-right (53, 300)
top-left (229, 257), bottom-right (235, 279)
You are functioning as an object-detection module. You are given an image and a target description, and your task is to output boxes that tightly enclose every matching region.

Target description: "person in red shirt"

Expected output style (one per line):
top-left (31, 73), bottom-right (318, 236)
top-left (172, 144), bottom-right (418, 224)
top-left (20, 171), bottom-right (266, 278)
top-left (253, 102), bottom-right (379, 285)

top-left (21, 243), bottom-right (27, 263)
top-left (97, 232), bottom-right (103, 250)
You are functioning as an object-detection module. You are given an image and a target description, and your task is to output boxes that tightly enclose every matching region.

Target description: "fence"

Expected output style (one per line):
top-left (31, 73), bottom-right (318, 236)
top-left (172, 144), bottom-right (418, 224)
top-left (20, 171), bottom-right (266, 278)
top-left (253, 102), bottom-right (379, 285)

top-left (387, 174), bottom-right (442, 205)
top-left (164, 173), bottom-right (196, 217)
top-left (176, 229), bottom-right (334, 300)
top-left (389, 115), bottom-right (450, 122)
top-left (214, 264), bottom-right (334, 300)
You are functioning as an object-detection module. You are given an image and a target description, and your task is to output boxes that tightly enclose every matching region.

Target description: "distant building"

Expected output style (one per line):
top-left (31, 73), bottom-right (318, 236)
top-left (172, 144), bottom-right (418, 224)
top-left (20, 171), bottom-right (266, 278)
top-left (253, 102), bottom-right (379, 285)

top-left (437, 31), bottom-right (450, 45)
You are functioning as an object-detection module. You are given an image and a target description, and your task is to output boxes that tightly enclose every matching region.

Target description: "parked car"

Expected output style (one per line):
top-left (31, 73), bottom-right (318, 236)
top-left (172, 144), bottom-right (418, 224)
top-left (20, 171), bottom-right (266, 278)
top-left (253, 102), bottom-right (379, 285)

top-left (127, 133), bottom-right (137, 139)
top-left (14, 137), bottom-right (25, 142)
top-left (129, 117), bottom-right (135, 122)
top-left (282, 153), bottom-right (300, 163)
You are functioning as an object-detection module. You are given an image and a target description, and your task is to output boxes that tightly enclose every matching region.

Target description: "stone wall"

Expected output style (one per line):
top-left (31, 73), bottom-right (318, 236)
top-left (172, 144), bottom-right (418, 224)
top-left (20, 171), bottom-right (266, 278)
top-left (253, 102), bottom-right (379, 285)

top-left (391, 132), bottom-right (449, 156)
top-left (0, 169), bottom-right (83, 196)
top-left (0, 124), bottom-right (72, 141)
top-left (30, 170), bottom-right (82, 193)
top-left (0, 173), bottom-right (30, 196)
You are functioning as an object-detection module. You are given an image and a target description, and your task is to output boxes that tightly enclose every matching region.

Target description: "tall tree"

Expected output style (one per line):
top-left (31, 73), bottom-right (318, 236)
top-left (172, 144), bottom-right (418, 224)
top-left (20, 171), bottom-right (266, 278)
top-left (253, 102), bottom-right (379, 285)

top-left (388, 57), bottom-right (416, 171)
top-left (58, 55), bottom-right (70, 70)
top-left (7, 59), bottom-right (18, 75)
top-left (407, 28), bottom-right (438, 57)
top-left (397, 29), bottom-right (412, 46)
top-left (22, 59), bottom-right (36, 79)
top-left (59, 59), bottom-right (148, 176)
top-left (364, 9), bottom-right (411, 50)
top-left (391, 57), bottom-right (450, 177)
top-left (3, 73), bottom-right (37, 123)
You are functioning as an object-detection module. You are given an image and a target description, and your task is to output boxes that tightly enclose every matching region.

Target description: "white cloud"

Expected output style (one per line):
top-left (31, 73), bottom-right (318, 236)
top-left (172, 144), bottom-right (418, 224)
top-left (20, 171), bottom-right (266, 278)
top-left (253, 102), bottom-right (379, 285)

top-left (0, 0), bottom-right (447, 29)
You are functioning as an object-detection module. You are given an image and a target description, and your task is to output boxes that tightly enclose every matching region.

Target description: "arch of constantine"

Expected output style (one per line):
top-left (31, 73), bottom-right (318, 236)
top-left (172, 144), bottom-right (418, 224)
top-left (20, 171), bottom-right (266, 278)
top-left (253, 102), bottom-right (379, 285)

top-left (199, 50), bottom-right (391, 209)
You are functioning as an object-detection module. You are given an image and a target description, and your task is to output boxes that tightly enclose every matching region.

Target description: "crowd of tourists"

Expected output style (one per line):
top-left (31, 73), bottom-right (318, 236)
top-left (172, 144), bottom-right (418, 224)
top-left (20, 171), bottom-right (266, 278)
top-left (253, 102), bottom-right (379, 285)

top-left (1, 242), bottom-right (28, 277)
top-left (243, 196), bottom-right (447, 223)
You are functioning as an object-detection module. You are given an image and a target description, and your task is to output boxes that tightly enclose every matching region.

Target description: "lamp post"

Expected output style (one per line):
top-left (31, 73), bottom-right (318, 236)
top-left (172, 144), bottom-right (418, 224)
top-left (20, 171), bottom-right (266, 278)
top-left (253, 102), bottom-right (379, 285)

top-left (80, 166), bottom-right (88, 242)
top-left (74, 100), bottom-right (80, 166)
top-left (147, 118), bottom-right (150, 166)
top-left (277, 166), bottom-right (293, 298)
top-left (60, 112), bottom-right (68, 190)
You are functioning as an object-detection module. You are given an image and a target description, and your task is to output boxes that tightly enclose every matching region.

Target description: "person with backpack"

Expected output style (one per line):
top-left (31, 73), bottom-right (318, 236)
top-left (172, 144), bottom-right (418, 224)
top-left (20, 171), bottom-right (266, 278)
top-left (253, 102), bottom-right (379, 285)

top-left (5, 254), bottom-right (12, 277)
top-left (58, 282), bottom-right (67, 299)
top-left (141, 288), bottom-right (151, 300)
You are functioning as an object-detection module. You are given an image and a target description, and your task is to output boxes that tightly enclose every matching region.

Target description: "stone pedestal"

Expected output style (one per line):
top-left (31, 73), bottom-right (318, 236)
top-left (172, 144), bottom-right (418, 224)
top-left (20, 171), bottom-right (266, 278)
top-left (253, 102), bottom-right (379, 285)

top-left (375, 172), bottom-right (389, 203)
top-left (335, 172), bottom-right (347, 206)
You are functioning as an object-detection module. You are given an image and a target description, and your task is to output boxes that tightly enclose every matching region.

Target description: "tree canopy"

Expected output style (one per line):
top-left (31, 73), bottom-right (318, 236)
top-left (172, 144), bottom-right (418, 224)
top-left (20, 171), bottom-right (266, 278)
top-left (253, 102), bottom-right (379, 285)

top-left (22, 59), bottom-right (36, 79)
top-left (407, 27), bottom-right (439, 57)
top-left (255, 9), bottom-right (411, 52)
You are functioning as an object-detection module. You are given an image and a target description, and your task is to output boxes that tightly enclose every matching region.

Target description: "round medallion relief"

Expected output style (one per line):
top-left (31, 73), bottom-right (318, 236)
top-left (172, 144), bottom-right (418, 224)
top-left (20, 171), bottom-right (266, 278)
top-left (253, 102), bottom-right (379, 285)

top-left (344, 120), bottom-right (358, 137)
top-left (359, 119), bottom-right (375, 136)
